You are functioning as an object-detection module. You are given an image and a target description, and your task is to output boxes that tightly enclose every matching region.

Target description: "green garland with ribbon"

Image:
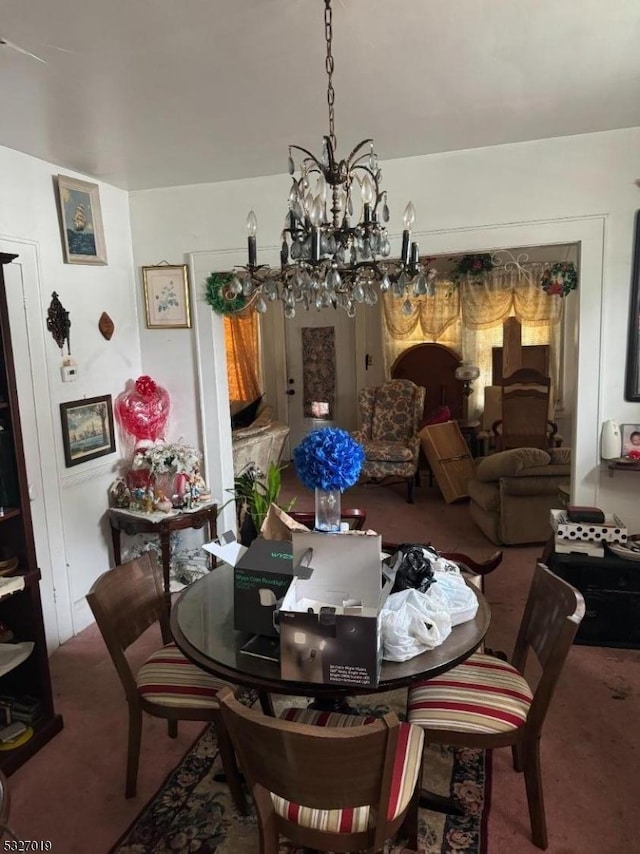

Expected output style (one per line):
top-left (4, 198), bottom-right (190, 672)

top-left (205, 272), bottom-right (248, 316)
top-left (539, 262), bottom-right (578, 297)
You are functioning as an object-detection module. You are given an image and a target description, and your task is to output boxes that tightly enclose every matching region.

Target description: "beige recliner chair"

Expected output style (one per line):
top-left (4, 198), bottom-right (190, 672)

top-left (467, 447), bottom-right (570, 545)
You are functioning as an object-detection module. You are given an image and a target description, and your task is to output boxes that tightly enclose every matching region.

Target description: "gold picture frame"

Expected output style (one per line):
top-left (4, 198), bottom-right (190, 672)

top-left (142, 264), bottom-right (192, 329)
top-left (55, 175), bottom-right (108, 265)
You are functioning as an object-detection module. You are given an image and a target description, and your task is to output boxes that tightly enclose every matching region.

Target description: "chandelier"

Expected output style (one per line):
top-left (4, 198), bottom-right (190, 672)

top-left (229, 0), bottom-right (431, 318)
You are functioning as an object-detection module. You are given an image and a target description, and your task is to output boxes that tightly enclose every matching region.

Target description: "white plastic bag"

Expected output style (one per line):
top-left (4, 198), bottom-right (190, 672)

top-left (423, 564), bottom-right (479, 626)
top-left (380, 588), bottom-right (452, 661)
top-left (380, 558), bottom-right (479, 661)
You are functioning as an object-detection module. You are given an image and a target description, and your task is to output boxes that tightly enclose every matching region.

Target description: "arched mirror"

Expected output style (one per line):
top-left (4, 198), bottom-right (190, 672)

top-left (624, 210), bottom-right (640, 402)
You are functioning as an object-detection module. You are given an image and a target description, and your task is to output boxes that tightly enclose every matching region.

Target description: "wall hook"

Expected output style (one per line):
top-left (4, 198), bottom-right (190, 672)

top-left (46, 291), bottom-right (71, 355)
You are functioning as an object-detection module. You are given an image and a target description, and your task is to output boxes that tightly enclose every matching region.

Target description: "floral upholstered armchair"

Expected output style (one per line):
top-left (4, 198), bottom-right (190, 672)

top-left (352, 379), bottom-right (426, 503)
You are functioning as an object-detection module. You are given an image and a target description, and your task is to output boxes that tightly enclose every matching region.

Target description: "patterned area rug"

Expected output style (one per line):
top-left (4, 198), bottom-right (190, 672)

top-left (110, 690), bottom-right (490, 854)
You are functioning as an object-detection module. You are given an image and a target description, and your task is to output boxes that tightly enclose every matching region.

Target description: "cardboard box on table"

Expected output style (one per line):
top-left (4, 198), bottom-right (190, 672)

top-left (204, 535), bottom-right (307, 638)
top-left (279, 530), bottom-right (391, 689)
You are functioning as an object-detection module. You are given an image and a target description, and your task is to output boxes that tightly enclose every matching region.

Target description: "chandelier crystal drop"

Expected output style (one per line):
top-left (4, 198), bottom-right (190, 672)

top-left (231, 0), bottom-right (428, 319)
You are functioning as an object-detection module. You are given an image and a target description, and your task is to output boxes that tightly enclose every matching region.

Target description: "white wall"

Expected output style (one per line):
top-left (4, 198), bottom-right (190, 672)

top-left (0, 144), bottom-right (140, 644)
top-left (129, 127), bottom-right (640, 531)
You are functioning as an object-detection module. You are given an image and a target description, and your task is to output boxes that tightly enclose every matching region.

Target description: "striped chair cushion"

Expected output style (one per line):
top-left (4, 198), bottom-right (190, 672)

top-left (407, 652), bottom-right (533, 734)
top-left (137, 643), bottom-right (229, 708)
top-left (272, 707), bottom-right (424, 833)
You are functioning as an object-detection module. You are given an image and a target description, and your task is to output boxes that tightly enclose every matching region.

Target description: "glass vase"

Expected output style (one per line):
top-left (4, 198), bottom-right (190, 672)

top-left (314, 488), bottom-right (341, 532)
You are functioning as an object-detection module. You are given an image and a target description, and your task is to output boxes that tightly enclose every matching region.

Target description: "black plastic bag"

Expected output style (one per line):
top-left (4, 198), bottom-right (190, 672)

top-left (390, 544), bottom-right (437, 594)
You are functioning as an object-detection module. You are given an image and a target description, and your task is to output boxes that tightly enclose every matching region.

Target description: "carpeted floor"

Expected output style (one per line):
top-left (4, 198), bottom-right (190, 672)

top-left (110, 691), bottom-right (490, 854)
top-left (6, 468), bottom-right (640, 853)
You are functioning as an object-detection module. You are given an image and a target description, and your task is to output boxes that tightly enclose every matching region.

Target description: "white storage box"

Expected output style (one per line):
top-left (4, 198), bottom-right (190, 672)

top-left (550, 509), bottom-right (627, 544)
top-left (554, 533), bottom-right (605, 558)
top-left (279, 531), bottom-right (390, 688)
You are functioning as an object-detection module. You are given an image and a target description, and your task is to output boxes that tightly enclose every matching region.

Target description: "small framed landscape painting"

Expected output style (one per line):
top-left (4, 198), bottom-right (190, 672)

top-left (60, 395), bottom-right (116, 468)
top-left (142, 264), bottom-right (192, 329)
top-left (55, 175), bottom-right (108, 265)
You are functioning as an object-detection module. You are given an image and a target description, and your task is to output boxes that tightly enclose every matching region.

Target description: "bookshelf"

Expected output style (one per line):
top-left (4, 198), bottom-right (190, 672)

top-left (0, 253), bottom-right (63, 773)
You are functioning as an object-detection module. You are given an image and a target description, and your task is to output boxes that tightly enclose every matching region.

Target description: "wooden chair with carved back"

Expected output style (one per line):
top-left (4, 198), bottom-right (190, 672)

top-left (492, 368), bottom-right (558, 451)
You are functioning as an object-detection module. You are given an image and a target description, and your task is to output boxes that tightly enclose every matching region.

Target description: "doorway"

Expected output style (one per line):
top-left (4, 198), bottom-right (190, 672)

top-left (283, 305), bottom-right (358, 453)
top-left (0, 240), bottom-right (72, 651)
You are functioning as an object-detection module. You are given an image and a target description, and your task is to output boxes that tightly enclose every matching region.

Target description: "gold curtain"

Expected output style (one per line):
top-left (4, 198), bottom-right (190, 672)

top-left (382, 281), bottom-right (461, 370)
top-left (224, 312), bottom-right (261, 402)
top-left (382, 264), bottom-right (565, 418)
top-left (460, 267), bottom-right (563, 329)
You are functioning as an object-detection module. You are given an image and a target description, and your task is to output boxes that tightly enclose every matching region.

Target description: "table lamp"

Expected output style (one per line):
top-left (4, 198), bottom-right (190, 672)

top-left (455, 362), bottom-right (480, 421)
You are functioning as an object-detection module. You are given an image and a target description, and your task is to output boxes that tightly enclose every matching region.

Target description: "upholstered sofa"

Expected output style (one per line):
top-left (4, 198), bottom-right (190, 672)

top-left (231, 402), bottom-right (290, 477)
top-left (467, 447), bottom-right (570, 545)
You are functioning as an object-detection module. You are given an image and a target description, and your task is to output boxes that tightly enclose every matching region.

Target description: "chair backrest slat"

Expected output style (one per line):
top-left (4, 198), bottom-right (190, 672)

top-left (512, 563), bottom-right (585, 732)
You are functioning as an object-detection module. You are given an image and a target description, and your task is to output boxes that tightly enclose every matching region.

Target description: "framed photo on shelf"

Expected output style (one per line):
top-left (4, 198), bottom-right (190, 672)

top-left (621, 423), bottom-right (640, 456)
top-left (60, 395), bottom-right (116, 468)
top-left (142, 264), bottom-right (191, 329)
top-left (55, 175), bottom-right (108, 265)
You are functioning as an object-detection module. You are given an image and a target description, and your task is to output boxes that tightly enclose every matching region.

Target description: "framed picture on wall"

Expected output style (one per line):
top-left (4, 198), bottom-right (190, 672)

top-left (142, 264), bottom-right (192, 329)
top-left (60, 395), bottom-right (116, 467)
top-left (55, 175), bottom-right (108, 265)
top-left (621, 423), bottom-right (640, 456)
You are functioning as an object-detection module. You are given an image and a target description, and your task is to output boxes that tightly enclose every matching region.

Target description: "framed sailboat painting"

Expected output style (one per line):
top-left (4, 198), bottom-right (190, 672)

top-left (55, 174), bottom-right (108, 265)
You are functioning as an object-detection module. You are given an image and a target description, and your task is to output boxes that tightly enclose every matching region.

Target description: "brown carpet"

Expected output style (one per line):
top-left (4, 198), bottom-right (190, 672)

top-left (110, 691), bottom-right (490, 854)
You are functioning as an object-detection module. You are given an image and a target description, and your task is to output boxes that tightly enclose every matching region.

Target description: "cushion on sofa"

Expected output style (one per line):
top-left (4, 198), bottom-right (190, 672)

top-left (549, 446), bottom-right (571, 465)
top-left (230, 396), bottom-right (263, 430)
top-left (475, 448), bottom-right (551, 482)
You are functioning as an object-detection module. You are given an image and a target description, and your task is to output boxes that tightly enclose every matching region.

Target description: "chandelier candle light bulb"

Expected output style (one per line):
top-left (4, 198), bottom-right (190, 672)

top-left (246, 211), bottom-right (258, 267)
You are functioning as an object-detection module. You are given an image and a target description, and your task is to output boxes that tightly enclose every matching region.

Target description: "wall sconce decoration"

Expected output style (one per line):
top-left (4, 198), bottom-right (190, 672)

top-left (46, 292), bottom-right (71, 356)
top-left (455, 361), bottom-right (480, 421)
top-left (99, 311), bottom-right (114, 341)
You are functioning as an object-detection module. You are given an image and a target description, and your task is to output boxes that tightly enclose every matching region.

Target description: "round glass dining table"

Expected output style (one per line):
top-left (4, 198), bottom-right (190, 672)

top-left (170, 563), bottom-right (491, 709)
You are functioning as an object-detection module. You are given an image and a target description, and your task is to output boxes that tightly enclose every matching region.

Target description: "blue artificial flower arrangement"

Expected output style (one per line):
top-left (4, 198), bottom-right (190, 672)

top-left (294, 427), bottom-right (364, 492)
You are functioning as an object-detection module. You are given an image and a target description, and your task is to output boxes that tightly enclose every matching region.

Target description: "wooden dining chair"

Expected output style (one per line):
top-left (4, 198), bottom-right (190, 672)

top-left (406, 562), bottom-right (584, 849)
top-left (381, 541), bottom-right (503, 592)
top-left (218, 686), bottom-right (424, 853)
top-left (287, 507), bottom-right (367, 530)
top-left (86, 552), bottom-right (247, 812)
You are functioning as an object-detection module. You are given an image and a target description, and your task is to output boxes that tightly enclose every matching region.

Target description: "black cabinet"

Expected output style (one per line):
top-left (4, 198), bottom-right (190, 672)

top-left (0, 253), bottom-right (63, 773)
top-left (549, 548), bottom-right (640, 648)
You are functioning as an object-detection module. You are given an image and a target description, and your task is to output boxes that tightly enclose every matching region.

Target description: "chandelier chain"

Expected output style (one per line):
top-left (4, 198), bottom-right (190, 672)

top-left (324, 0), bottom-right (336, 151)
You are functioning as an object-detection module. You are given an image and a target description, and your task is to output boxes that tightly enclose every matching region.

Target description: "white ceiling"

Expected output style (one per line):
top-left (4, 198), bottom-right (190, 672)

top-left (1, 0), bottom-right (639, 191)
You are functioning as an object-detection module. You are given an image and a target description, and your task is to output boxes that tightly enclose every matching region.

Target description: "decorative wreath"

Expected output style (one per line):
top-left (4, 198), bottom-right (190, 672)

top-left (540, 262), bottom-right (578, 297)
top-left (450, 253), bottom-right (495, 283)
top-left (205, 272), bottom-right (248, 316)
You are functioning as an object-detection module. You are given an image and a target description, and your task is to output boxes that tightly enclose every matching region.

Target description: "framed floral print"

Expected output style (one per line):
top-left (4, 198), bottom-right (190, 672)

top-left (55, 174), bottom-right (108, 265)
top-left (142, 264), bottom-right (192, 329)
